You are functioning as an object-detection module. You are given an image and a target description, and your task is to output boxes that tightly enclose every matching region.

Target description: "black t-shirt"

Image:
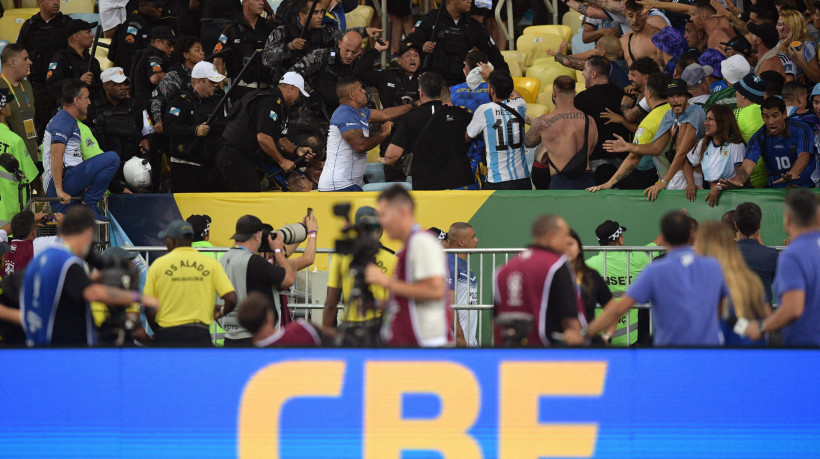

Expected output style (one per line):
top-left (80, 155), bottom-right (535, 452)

top-left (226, 89), bottom-right (288, 153)
top-left (246, 254), bottom-right (286, 301)
top-left (580, 269), bottom-right (613, 322)
top-left (574, 83), bottom-right (630, 161)
top-left (51, 264), bottom-right (94, 346)
top-left (545, 263), bottom-right (582, 344)
top-left (390, 101), bottom-right (476, 190)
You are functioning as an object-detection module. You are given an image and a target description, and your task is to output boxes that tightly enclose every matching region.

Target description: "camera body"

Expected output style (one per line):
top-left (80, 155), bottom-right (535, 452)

top-left (259, 223), bottom-right (308, 253)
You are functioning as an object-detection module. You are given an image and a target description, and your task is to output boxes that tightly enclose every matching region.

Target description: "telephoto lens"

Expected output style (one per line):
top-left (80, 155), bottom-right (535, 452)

top-left (275, 223), bottom-right (308, 245)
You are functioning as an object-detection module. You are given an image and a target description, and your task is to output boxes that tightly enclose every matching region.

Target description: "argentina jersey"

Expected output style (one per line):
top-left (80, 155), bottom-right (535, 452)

top-left (467, 98), bottom-right (529, 183)
top-left (41, 110), bottom-right (82, 190)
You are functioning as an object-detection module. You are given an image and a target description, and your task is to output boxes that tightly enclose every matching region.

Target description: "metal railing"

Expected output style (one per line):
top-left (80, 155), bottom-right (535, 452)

top-left (121, 244), bottom-right (786, 346)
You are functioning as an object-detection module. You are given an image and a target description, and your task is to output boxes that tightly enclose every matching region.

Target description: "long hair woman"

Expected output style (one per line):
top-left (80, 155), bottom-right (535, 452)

top-left (777, 10), bottom-right (820, 83)
top-left (567, 229), bottom-right (614, 340)
top-left (683, 104), bottom-right (746, 206)
top-left (695, 221), bottom-right (768, 346)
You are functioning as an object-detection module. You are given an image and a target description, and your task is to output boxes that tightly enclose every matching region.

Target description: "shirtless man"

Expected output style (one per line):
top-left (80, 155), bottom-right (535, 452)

top-left (563, 0), bottom-right (670, 34)
top-left (749, 21), bottom-right (787, 78)
top-left (620, 0), bottom-right (671, 67)
top-left (640, 0), bottom-right (735, 53)
top-left (524, 76), bottom-right (598, 190)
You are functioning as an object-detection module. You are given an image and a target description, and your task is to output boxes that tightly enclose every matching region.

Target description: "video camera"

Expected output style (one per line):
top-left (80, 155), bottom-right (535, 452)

top-left (332, 203), bottom-right (383, 346)
top-left (86, 246), bottom-right (142, 346)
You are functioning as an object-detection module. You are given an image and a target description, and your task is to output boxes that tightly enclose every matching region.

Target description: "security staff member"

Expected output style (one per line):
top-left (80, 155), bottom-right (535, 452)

top-left (107, 0), bottom-right (167, 75)
top-left (406, 0), bottom-right (508, 86)
top-left (218, 71), bottom-right (312, 191)
top-left (165, 62), bottom-right (227, 192)
top-left (0, 88), bottom-right (39, 227)
top-left (355, 40), bottom-right (422, 181)
top-left (16, 0), bottom-right (70, 138)
top-left (93, 67), bottom-right (150, 193)
top-left (213, 0), bottom-right (276, 104)
top-left (45, 19), bottom-right (103, 123)
top-left (0, 45), bottom-right (39, 165)
top-left (131, 26), bottom-right (175, 114)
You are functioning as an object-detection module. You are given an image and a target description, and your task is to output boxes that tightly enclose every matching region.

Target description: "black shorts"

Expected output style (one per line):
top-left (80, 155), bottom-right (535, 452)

top-left (549, 171), bottom-right (595, 190)
top-left (483, 177), bottom-right (532, 190)
top-left (387, 0), bottom-right (412, 17)
top-left (155, 324), bottom-right (213, 347)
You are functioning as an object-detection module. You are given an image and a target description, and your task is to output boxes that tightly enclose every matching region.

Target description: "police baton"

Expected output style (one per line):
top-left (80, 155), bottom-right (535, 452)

top-left (88, 25), bottom-right (103, 73)
top-left (183, 48), bottom-right (262, 157)
top-left (422, 0), bottom-right (446, 71)
top-left (299, 0), bottom-right (319, 39)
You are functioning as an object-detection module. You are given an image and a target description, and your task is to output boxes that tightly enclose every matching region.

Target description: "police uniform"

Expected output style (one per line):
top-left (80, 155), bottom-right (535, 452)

top-left (213, 14), bottom-right (276, 103)
top-left (353, 44), bottom-right (421, 181)
top-left (218, 87), bottom-right (289, 191)
top-left (0, 75), bottom-right (39, 161)
top-left (149, 63), bottom-right (192, 124)
top-left (45, 47), bottom-right (103, 121)
top-left (165, 88), bottom-right (227, 192)
top-left (15, 11), bottom-right (70, 138)
top-left (93, 97), bottom-right (148, 192)
top-left (200, 0), bottom-right (243, 53)
top-left (261, 22), bottom-right (352, 83)
top-left (107, 2), bottom-right (157, 75)
top-left (132, 44), bottom-right (172, 110)
top-left (406, 7), bottom-right (508, 85)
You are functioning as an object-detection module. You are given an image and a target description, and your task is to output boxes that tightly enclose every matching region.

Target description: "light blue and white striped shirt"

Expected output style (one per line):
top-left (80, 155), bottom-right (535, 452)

top-left (467, 98), bottom-right (529, 184)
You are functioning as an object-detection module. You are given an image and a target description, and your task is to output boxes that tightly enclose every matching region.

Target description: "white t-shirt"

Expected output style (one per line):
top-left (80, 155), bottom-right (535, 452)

top-left (467, 97), bottom-right (529, 183)
top-left (689, 94), bottom-right (709, 105)
top-left (318, 105), bottom-right (371, 191)
top-left (408, 231), bottom-right (449, 347)
top-left (687, 140), bottom-right (745, 182)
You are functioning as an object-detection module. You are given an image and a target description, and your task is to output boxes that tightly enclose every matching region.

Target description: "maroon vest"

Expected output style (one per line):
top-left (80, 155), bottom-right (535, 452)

top-left (383, 230), bottom-right (453, 347)
top-left (494, 246), bottom-right (581, 347)
top-left (4, 239), bottom-right (34, 276)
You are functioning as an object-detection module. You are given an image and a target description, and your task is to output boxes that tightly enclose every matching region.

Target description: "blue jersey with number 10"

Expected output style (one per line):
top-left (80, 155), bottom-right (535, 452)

top-left (467, 98), bottom-right (529, 184)
top-left (745, 118), bottom-right (817, 188)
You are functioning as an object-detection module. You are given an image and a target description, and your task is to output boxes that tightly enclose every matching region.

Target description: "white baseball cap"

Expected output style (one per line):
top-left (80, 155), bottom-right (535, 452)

top-left (100, 67), bottom-right (128, 84)
top-left (720, 55), bottom-right (751, 86)
top-left (191, 61), bottom-right (225, 82)
top-left (279, 71), bottom-right (309, 97)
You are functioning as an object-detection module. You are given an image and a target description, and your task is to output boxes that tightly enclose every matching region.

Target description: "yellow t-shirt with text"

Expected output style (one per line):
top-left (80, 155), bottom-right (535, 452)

top-left (143, 247), bottom-right (235, 327)
top-left (327, 247), bottom-right (397, 322)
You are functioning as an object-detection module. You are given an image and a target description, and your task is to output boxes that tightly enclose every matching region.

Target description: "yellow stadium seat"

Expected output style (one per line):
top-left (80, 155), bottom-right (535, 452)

top-left (531, 57), bottom-right (553, 67)
top-left (59, 0), bottom-right (95, 14)
top-left (506, 59), bottom-right (522, 77)
top-left (500, 50), bottom-right (526, 70)
top-left (513, 76), bottom-right (540, 103)
top-left (345, 12), bottom-right (369, 30)
top-left (525, 64), bottom-right (575, 90)
top-left (576, 81), bottom-right (586, 92)
top-left (536, 88), bottom-right (555, 113)
top-left (346, 5), bottom-right (374, 29)
top-left (0, 8), bottom-right (39, 43)
top-left (523, 25), bottom-right (572, 42)
top-left (562, 11), bottom-right (583, 34)
top-left (527, 102), bottom-right (549, 119)
top-left (0, 0), bottom-right (37, 9)
top-left (367, 146), bottom-right (381, 163)
top-left (516, 34), bottom-right (564, 67)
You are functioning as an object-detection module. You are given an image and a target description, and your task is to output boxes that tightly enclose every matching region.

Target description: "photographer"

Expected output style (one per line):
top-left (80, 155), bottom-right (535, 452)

top-left (20, 207), bottom-right (160, 347)
top-left (364, 186), bottom-right (452, 347)
top-left (2, 210), bottom-right (62, 276)
top-left (218, 215), bottom-right (296, 347)
top-left (322, 206), bottom-right (396, 344)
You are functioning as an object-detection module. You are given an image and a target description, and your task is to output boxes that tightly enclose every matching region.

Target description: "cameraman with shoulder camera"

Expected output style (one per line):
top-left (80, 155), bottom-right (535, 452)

top-left (20, 207), bottom-right (160, 347)
top-left (323, 206), bottom-right (397, 343)
top-left (219, 215), bottom-right (296, 347)
top-left (365, 186), bottom-right (453, 347)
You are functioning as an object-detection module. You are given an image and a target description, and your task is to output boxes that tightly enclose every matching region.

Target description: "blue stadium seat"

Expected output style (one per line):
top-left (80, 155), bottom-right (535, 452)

top-left (364, 162), bottom-right (385, 183)
top-left (362, 182), bottom-right (411, 191)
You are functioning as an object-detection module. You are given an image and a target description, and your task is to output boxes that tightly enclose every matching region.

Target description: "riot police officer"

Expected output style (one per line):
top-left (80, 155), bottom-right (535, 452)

top-left (45, 20), bottom-right (103, 122)
top-left (406, 0), bottom-right (508, 85)
top-left (262, 0), bottom-right (335, 81)
top-left (164, 62), bottom-right (227, 192)
top-left (16, 0), bottom-right (70, 138)
top-left (93, 67), bottom-right (150, 193)
top-left (213, 0), bottom-right (276, 104)
top-left (218, 72), bottom-right (312, 192)
top-left (131, 26), bottom-right (175, 120)
top-left (354, 40), bottom-right (422, 181)
top-left (107, 0), bottom-right (167, 76)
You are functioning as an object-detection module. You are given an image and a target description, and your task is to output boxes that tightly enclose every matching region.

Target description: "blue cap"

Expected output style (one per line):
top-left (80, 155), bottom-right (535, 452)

top-left (812, 83), bottom-right (820, 98)
top-left (158, 219), bottom-right (195, 239)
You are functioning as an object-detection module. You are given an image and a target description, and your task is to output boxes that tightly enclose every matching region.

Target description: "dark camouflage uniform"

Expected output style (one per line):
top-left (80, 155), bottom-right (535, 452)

top-left (151, 63), bottom-right (193, 123)
top-left (261, 23), bottom-right (359, 75)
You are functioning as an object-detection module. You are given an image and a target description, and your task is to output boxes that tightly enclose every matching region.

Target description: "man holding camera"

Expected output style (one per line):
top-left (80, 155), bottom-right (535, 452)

top-left (365, 185), bottom-right (453, 347)
top-left (20, 207), bottom-right (160, 347)
top-left (322, 206), bottom-right (397, 343)
top-left (143, 219), bottom-right (236, 346)
top-left (218, 215), bottom-right (295, 347)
